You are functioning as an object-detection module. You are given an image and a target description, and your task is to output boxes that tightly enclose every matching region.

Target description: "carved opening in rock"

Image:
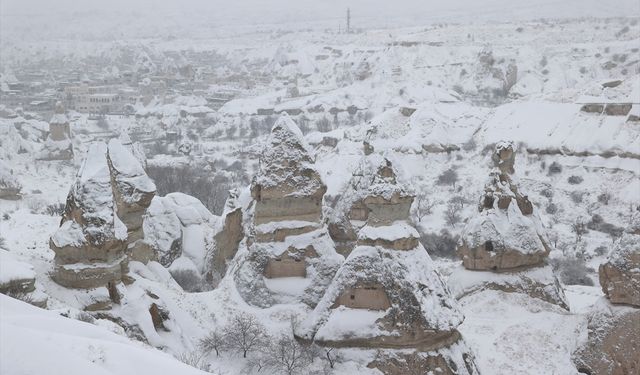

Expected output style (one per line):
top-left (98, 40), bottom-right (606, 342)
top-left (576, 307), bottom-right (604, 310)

top-left (576, 368), bottom-right (592, 375)
top-left (332, 284), bottom-right (391, 310)
top-left (263, 253), bottom-right (307, 278)
top-left (484, 241), bottom-right (494, 252)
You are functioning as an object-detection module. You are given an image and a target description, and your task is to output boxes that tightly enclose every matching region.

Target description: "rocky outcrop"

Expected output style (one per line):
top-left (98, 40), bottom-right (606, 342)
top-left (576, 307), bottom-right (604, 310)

top-left (458, 142), bottom-right (549, 271)
top-left (573, 300), bottom-right (640, 375)
top-left (455, 142), bottom-right (567, 310)
top-left (50, 142), bottom-right (129, 292)
top-left (573, 232), bottom-right (640, 374)
top-left (296, 158), bottom-right (479, 375)
top-left (49, 140), bottom-right (157, 308)
top-left (599, 233), bottom-right (640, 307)
top-left (232, 116), bottom-right (343, 308)
top-left (250, 114), bottom-right (326, 227)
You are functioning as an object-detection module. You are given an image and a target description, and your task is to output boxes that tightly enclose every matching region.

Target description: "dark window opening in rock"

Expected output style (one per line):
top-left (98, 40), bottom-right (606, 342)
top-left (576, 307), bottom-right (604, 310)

top-left (577, 368), bottom-right (592, 375)
top-left (484, 240), bottom-right (494, 252)
top-left (350, 295), bottom-right (355, 300)
top-left (275, 258), bottom-right (281, 262)
top-left (294, 259), bottom-right (301, 262)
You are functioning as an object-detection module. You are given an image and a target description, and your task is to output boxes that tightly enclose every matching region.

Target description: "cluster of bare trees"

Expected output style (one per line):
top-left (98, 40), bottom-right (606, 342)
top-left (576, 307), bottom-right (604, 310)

top-left (195, 312), bottom-right (334, 375)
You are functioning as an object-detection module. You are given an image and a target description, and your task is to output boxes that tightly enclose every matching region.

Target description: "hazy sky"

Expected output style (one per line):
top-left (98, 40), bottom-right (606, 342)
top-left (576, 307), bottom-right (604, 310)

top-left (1, 0), bottom-right (639, 42)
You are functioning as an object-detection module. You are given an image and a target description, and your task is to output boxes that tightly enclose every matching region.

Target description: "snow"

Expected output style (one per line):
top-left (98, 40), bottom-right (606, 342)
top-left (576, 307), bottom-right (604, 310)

top-left (0, 294), bottom-right (208, 375)
top-left (50, 220), bottom-right (86, 248)
top-left (0, 249), bottom-right (36, 284)
top-left (358, 221), bottom-right (419, 242)
top-left (315, 306), bottom-right (387, 341)
top-left (107, 139), bottom-right (156, 194)
top-left (458, 290), bottom-right (583, 375)
top-left (263, 276), bottom-right (311, 297)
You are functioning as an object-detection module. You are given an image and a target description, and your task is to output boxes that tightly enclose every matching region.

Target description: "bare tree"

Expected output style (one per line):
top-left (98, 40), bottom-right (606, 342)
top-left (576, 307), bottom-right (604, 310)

top-left (414, 195), bottom-right (436, 222)
top-left (223, 312), bottom-right (268, 358)
top-left (444, 203), bottom-right (461, 226)
top-left (200, 328), bottom-right (226, 357)
top-left (449, 195), bottom-right (467, 210)
top-left (571, 219), bottom-right (588, 244)
top-left (262, 336), bottom-right (313, 375)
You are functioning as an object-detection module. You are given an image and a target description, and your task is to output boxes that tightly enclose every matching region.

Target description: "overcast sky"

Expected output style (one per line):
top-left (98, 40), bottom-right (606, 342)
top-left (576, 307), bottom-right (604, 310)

top-left (2, 0), bottom-right (638, 42)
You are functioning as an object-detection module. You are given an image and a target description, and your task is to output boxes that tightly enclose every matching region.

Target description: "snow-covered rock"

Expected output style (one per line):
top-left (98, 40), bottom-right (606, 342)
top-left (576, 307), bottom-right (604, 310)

top-left (599, 232), bottom-right (640, 307)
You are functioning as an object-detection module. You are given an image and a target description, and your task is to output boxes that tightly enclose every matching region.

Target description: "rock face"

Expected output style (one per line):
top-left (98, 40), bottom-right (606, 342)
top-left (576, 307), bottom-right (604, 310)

top-left (458, 142), bottom-right (549, 271)
top-left (50, 140), bottom-right (156, 307)
top-left (599, 233), bottom-right (640, 307)
top-left (107, 139), bottom-right (156, 263)
top-left (297, 158), bottom-right (479, 375)
top-left (50, 142), bottom-right (129, 291)
top-left (329, 157), bottom-right (415, 255)
top-left (455, 142), bottom-right (567, 310)
top-left (573, 233), bottom-right (640, 374)
top-left (232, 116), bottom-right (343, 308)
top-left (573, 300), bottom-right (640, 375)
top-left (209, 191), bottom-right (243, 286)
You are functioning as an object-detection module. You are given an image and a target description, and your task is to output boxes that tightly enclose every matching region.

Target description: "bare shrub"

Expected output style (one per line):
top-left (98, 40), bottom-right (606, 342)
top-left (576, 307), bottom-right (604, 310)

top-left (571, 219), bottom-right (588, 243)
top-left (44, 203), bottom-right (65, 217)
top-left (0, 236), bottom-right (6, 249)
top-left (597, 191), bottom-right (611, 205)
top-left (545, 202), bottom-right (558, 215)
top-left (567, 175), bottom-right (584, 185)
top-left (177, 351), bottom-right (209, 371)
top-left (437, 168), bottom-right (458, 188)
top-left (315, 116), bottom-right (331, 132)
top-left (420, 229), bottom-right (459, 259)
top-left (76, 311), bottom-right (96, 324)
top-left (147, 164), bottom-right (234, 215)
top-left (570, 191), bottom-right (584, 204)
top-left (547, 162), bottom-right (562, 175)
top-left (550, 257), bottom-right (594, 286)
top-left (462, 139), bottom-right (477, 151)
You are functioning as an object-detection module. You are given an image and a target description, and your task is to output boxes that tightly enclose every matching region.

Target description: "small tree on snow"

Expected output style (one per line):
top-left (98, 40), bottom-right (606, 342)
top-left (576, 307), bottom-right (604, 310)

top-left (223, 312), bottom-right (268, 358)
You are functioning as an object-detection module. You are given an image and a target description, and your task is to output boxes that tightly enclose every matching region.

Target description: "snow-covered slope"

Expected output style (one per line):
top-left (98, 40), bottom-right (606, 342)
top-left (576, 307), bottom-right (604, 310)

top-left (0, 294), bottom-right (207, 375)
